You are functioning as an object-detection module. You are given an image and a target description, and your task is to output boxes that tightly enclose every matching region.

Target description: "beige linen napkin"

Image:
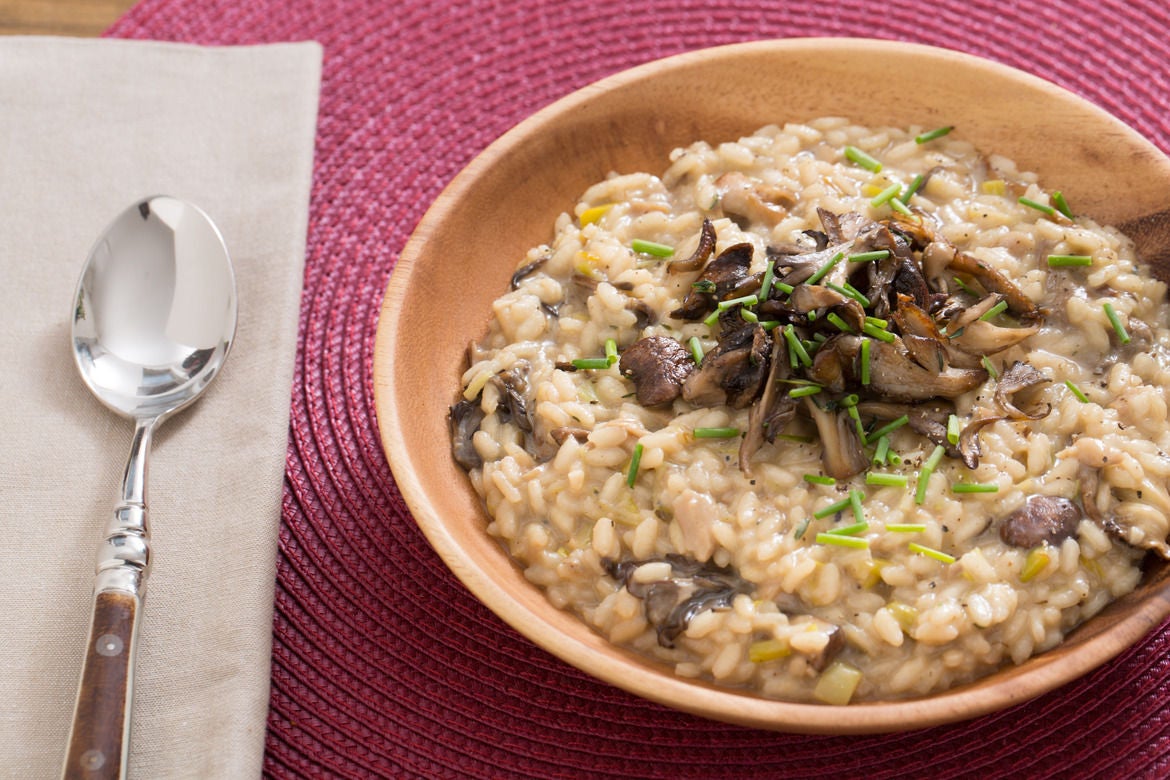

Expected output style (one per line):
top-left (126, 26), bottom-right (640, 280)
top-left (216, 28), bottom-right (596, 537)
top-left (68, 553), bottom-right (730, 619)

top-left (0, 38), bottom-right (320, 778)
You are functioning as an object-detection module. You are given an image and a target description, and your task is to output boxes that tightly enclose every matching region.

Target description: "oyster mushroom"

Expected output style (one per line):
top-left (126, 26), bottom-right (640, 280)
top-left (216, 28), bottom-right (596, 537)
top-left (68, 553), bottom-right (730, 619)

top-left (803, 396), bottom-right (868, 480)
top-left (668, 218), bottom-right (716, 274)
top-left (671, 242), bottom-right (753, 320)
top-left (619, 335), bottom-right (696, 406)
top-left (717, 172), bottom-right (797, 227)
top-left (682, 324), bottom-right (772, 408)
top-left (448, 397), bottom-right (485, 470)
top-left (999, 495), bottom-right (1082, 548)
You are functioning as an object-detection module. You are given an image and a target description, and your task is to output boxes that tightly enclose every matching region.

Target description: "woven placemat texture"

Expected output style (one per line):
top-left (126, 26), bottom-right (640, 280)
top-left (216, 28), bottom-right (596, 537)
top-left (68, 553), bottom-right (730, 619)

top-left (109, 1), bottom-right (1170, 777)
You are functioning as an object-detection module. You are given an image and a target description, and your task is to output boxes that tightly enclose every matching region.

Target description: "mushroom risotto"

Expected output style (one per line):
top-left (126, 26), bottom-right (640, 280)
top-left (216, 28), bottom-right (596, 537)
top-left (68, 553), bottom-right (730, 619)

top-left (449, 118), bottom-right (1170, 703)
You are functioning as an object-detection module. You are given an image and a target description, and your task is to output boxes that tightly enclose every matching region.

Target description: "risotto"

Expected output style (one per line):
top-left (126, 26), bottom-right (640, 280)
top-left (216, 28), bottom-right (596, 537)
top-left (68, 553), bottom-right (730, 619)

top-left (449, 118), bottom-right (1170, 703)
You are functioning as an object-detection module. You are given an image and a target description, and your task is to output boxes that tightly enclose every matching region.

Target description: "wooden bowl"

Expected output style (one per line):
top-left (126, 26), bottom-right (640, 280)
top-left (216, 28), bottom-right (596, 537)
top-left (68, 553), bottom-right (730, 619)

top-left (373, 38), bottom-right (1170, 732)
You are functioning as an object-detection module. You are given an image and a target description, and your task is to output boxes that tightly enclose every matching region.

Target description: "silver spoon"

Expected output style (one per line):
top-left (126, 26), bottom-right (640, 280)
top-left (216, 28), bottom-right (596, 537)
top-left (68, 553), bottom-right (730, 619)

top-left (63, 196), bottom-right (237, 780)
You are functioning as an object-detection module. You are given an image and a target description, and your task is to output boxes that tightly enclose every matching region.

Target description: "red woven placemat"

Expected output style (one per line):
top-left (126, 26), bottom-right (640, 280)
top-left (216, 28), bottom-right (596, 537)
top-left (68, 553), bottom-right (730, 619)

top-left (109, 1), bottom-right (1170, 777)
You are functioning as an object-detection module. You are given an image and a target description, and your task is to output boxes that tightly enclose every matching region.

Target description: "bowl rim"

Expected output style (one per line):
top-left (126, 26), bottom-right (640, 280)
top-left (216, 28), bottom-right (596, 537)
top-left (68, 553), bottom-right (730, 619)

top-left (374, 36), bottom-right (1170, 733)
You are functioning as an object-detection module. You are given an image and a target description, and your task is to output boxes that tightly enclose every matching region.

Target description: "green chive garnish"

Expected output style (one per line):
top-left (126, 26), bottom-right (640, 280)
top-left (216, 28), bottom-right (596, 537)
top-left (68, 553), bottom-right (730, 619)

top-left (844, 145), bottom-right (882, 172)
top-left (849, 249), bottom-right (890, 264)
top-left (863, 321), bottom-right (896, 343)
top-left (886, 523), bottom-right (926, 533)
top-left (741, 309), bottom-right (759, 323)
top-left (571, 357), bottom-right (611, 370)
top-left (604, 338), bottom-right (618, 366)
top-left (908, 542), bottom-right (955, 564)
top-left (784, 324), bottom-right (813, 368)
top-left (915, 126), bottom-right (953, 144)
top-left (806, 252), bottom-right (844, 285)
top-left (1052, 191), bottom-right (1074, 219)
top-left (979, 300), bottom-right (1008, 321)
top-left (953, 276), bottom-right (980, 296)
top-left (816, 532), bottom-right (870, 549)
top-left (951, 482), bottom-right (999, 494)
top-left (814, 495), bottom-right (854, 519)
top-left (946, 414), bottom-right (961, 445)
top-left (866, 415), bottom-right (910, 444)
top-left (865, 315), bottom-right (889, 329)
top-left (849, 489), bottom-right (865, 524)
top-left (718, 294), bottom-right (759, 311)
top-left (1065, 379), bottom-right (1089, 403)
top-left (703, 309), bottom-right (720, 327)
top-left (870, 183), bottom-right (901, 208)
top-left (915, 444), bottom-right (946, 505)
top-left (804, 474), bottom-right (836, 486)
top-left (774, 280), bottom-right (795, 295)
top-left (694, 427), bottom-right (740, 439)
top-left (1047, 254), bottom-right (1093, 267)
top-left (760, 259), bottom-right (776, 300)
top-left (760, 320), bottom-right (782, 331)
top-left (1103, 302), bottom-right (1131, 344)
top-left (692, 279), bottom-right (717, 293)
top-left (631, 238), bottom-right (674, 257)
top-left (826, 312), bottom-right (854, 333)
top-left (826, 281), bottom-right (870, 306)
top-left (872, 434), bottom-right (890, 466)
top-left (689, 336), bottom-right (704, 365)
top-left (860, 338), bottom-right (872, 386)
top-left (867, 472), bottom-right (908, 488)
top-left (626, 443), bottom-right (644, 487)
top-left (981, 355), bottom-right (999, 379)
top-left (789, 384), bottom-right (822, 399)
top-left (889, 197), bottom-right (913, 216)
top-left (1019, 197), bottom-right (1055, 216)
top-left (903, 173), bottom-right (925, 202)
top-left (834, 520), bottom-right (869, 536)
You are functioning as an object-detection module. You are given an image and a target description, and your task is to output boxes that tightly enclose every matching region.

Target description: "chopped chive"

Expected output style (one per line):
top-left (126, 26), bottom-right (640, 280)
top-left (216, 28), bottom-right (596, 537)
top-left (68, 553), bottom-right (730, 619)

top-left (694, 427), bottom-right (740, 439)
top-left (703, 309), bottom-right (720, 327)
top-left (816, 532), bottom-right (870, 549)
top-left (814, 495), bottom-right (854, 519)
top-left (903, 173), bottom-right (925, 202)
top-left (789, 384), bottom-right (823, 399)
top-left (1019, 196), bottom-right (1055, 216)
top-left (979, 300), bottom-right (1008, 321)
top-left (888, 450), bottom-right (903, 466)
top-left (952, 482), bottom-right (999, 494)
top-left (626, 443), bottom-right (644, 487)
top-left (870, 182), bottom-right (902, 208)
top-left (806, 252), bottom-right (845, 285)
top-left (844, 145), bottom-right (882, 172)
top-left (571, 357), bottom-right (611, 370)
top-left (825, 281), bottom-right (870, 306)
top-left (915, 444), bottom-right (946, 505)
top-left (689, 336), bottom-right (705, 366)
top-left (915, 125), bottom-right (953, 144)
top-left (866, 472), bottom-right (908, 488)
top-left (953, 276), bottom-right (981, 296)
top-left (692, 279), bottom-right (717, 293)
top-left (1064, 379), bottom-right (1089, 403)
top-left (808, 311), bottom-right (819, 321)
top-left (946, 414), bottom-right (961, 446)
top-left (860, 338), bottom-right (872, 386)
top-left (872, 434), bottom-right (890, 466)
top-left (981, 355), bottom-right (999, 379)
top-left (794, 517), bottom-right (811, 539)
top-left (631, 238), bottom-right (674, 257)
top-left (908, 542), bottom-right (955, 564)
top-left (889, 197), bottom-right (913, 216)
top-left (774, 280), bottom-right (795, 295)
top-left (604, 338), bottom-right (618, 366)
top-left (866, 415), bottom-right (910, 444)
top-left (826, 312), bottom-right (854, 333)
top-left (1047, 254), bottom-right (1093, 267)
top-left (863, 321), bottom-right (896, 343)
top-left (838, 393), bottom-right (860, 408)
top-left (848, 489), bottom-right (865, 524)
top-left (1052, 191), bottom-right (1074, 219)
top-left (760, 320), bottom-right (782, 331)
top-left (717, 294), bottom-right (759, 311)
top-left (760, 259), bottom-right (776, 300)
top-left (804, 474), bottom-right (836, 486)
top-left (741, 309), bottom-right (759, 323)
top-left (784, 324), bottom-right (813, 368)
top-left (812, 331), bottom-right (828, 343)
top-left (848, 249), bottom-right (890, 264)
top-left (865, 315), bottom-right (888, 329)
top-left (776, 433), bottom-right (814, 443)
top-left (834, 520), bottom-right (869, 536)
top-left (1103, 302), bottom-right (1131, 344)
top-left (886, 523), bottom-right (926, 533)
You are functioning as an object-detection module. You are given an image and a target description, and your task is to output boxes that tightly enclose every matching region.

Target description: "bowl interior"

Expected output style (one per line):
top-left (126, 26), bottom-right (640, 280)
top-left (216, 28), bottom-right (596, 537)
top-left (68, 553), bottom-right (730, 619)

top-left (373, 37), bottom-right (1170, 732)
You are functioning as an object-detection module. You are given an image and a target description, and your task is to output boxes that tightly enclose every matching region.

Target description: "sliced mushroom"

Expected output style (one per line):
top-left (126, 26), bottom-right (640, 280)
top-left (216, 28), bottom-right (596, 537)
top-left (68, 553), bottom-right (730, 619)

top-left (491, 366), bottom-right (533, 433)
top-left (718, 172), bottom-right (796, 227)
top-left (866, 338), bottom-right (987, 402)
top-left (619, 335), bottom-right (696, 407)
top-left (549, 427), bottom-right (591, 445)
top-left (510, 254), bottom-right (549, 289)
top-left (668, 218), bottom-right (716, 274)
top-left (809, 622), bottom-right (845, 672)
top-left (803, 396), bottom-right (868, 479)
top-left (999, 495), bottom-right (1082, 548)
top-left (671, 243), bottom-right (753, 320)
top-left (994, 361), bottom-right (1051, 419)
top-left (682, 324), bottom-right (772, 408)
top-left (1079, 466), bottom-right (1170, 559)
top-left (949, 251), bottom-right (1042, 321)
top-left (955, 414), bottom-right (1004, 469)
top-left (449, 397), bottom-right (486, 470)
top-left (740, 330), bottom-right (793, 472)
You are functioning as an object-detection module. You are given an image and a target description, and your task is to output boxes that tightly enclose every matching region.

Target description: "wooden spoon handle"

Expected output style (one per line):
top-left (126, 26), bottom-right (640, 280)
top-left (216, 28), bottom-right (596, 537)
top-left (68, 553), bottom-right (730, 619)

top-left (63, 590), bottom-right (139, 780)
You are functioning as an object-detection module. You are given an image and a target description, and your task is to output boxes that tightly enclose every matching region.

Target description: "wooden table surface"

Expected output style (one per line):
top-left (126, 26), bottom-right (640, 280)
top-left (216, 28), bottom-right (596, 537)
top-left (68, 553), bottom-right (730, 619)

top-left (0, 0), bottom-right (137, 36)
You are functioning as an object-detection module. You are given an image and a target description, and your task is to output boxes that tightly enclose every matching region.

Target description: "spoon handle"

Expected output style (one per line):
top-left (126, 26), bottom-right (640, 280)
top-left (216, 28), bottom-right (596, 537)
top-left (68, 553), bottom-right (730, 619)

top-left (62, 591), bottom-right (140, 780)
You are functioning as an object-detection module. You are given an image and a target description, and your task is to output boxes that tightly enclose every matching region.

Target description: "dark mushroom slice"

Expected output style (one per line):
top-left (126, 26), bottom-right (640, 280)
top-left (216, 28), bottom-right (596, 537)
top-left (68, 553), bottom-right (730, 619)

top-left (808, 623), bottom-right (845, 672)
top-left (602, 555), bottom-right (754, 649)
top-left (949, 250), bottom-right (1042, 321)
top-left (717, 172), bottom-right (797, 228)
top-left (619, 335), bottom-right (696, 407)
top-left (1078, 466), bottom-right (1170, 559)
top-left (668, 218), bottom-right (716, 274)
top-left (807, 333), bottom-right (862, 394)
top-left (549, 427), bottom-right (591, 445)
top-left (670, 242), bottom-right (754, 320)
top-left (994, 360), bottom-right (1051, 419)
top-left (449, 397), bottom-right (486, 470)
top-left (999, 495), bottom-right (1082, 548)
top-left (818, 208), bottom-right (873, 244)
top-left (803, 396), bottom-right (868, 480)
top-left (854, 400), bottom-right (960, 457)
top-left (740, 330), bottom-right (795, 472)
top-left (954, 414), bottom-right (1004, 469)
top-left (509, 253), bottom-right (550, 289)
top-left (682, 324), bottom-right (772, 409)
top-left (491, 365), bottom-right (533, 433)
top-left (866, 338), bottom-right (987, 402)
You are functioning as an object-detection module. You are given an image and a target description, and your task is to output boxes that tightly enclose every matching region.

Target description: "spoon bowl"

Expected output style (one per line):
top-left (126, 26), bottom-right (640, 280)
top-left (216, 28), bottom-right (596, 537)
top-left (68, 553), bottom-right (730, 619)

top-left (63, 196), bottom-right (236, 780)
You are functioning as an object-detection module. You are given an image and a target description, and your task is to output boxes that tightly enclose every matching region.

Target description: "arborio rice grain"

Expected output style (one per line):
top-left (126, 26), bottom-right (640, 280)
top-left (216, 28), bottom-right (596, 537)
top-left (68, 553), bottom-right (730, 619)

top-left (449, 118), bottom-right (1170, 703)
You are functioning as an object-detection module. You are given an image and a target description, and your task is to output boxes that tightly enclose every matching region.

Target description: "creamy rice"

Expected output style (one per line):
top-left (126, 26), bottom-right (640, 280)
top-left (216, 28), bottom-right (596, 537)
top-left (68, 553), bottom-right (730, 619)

top-left (450, 118), bottom-right (1170, 703)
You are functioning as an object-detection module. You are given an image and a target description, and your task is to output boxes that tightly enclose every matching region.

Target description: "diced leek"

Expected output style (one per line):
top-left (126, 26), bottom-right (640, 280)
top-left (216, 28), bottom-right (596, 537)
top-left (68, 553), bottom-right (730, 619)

top-left (981, 179), bottom-right (1006, 196)
top-left (887, 602), bottom-right (918, 631)
top-left (749, 638), bottom-right (791, 663)
top-left (814, 661), bottom-right (863, 705)
top-left (579, 203), bottom-right (613, 225)
top-left (1020, 547), bottom-right (1051, 582)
